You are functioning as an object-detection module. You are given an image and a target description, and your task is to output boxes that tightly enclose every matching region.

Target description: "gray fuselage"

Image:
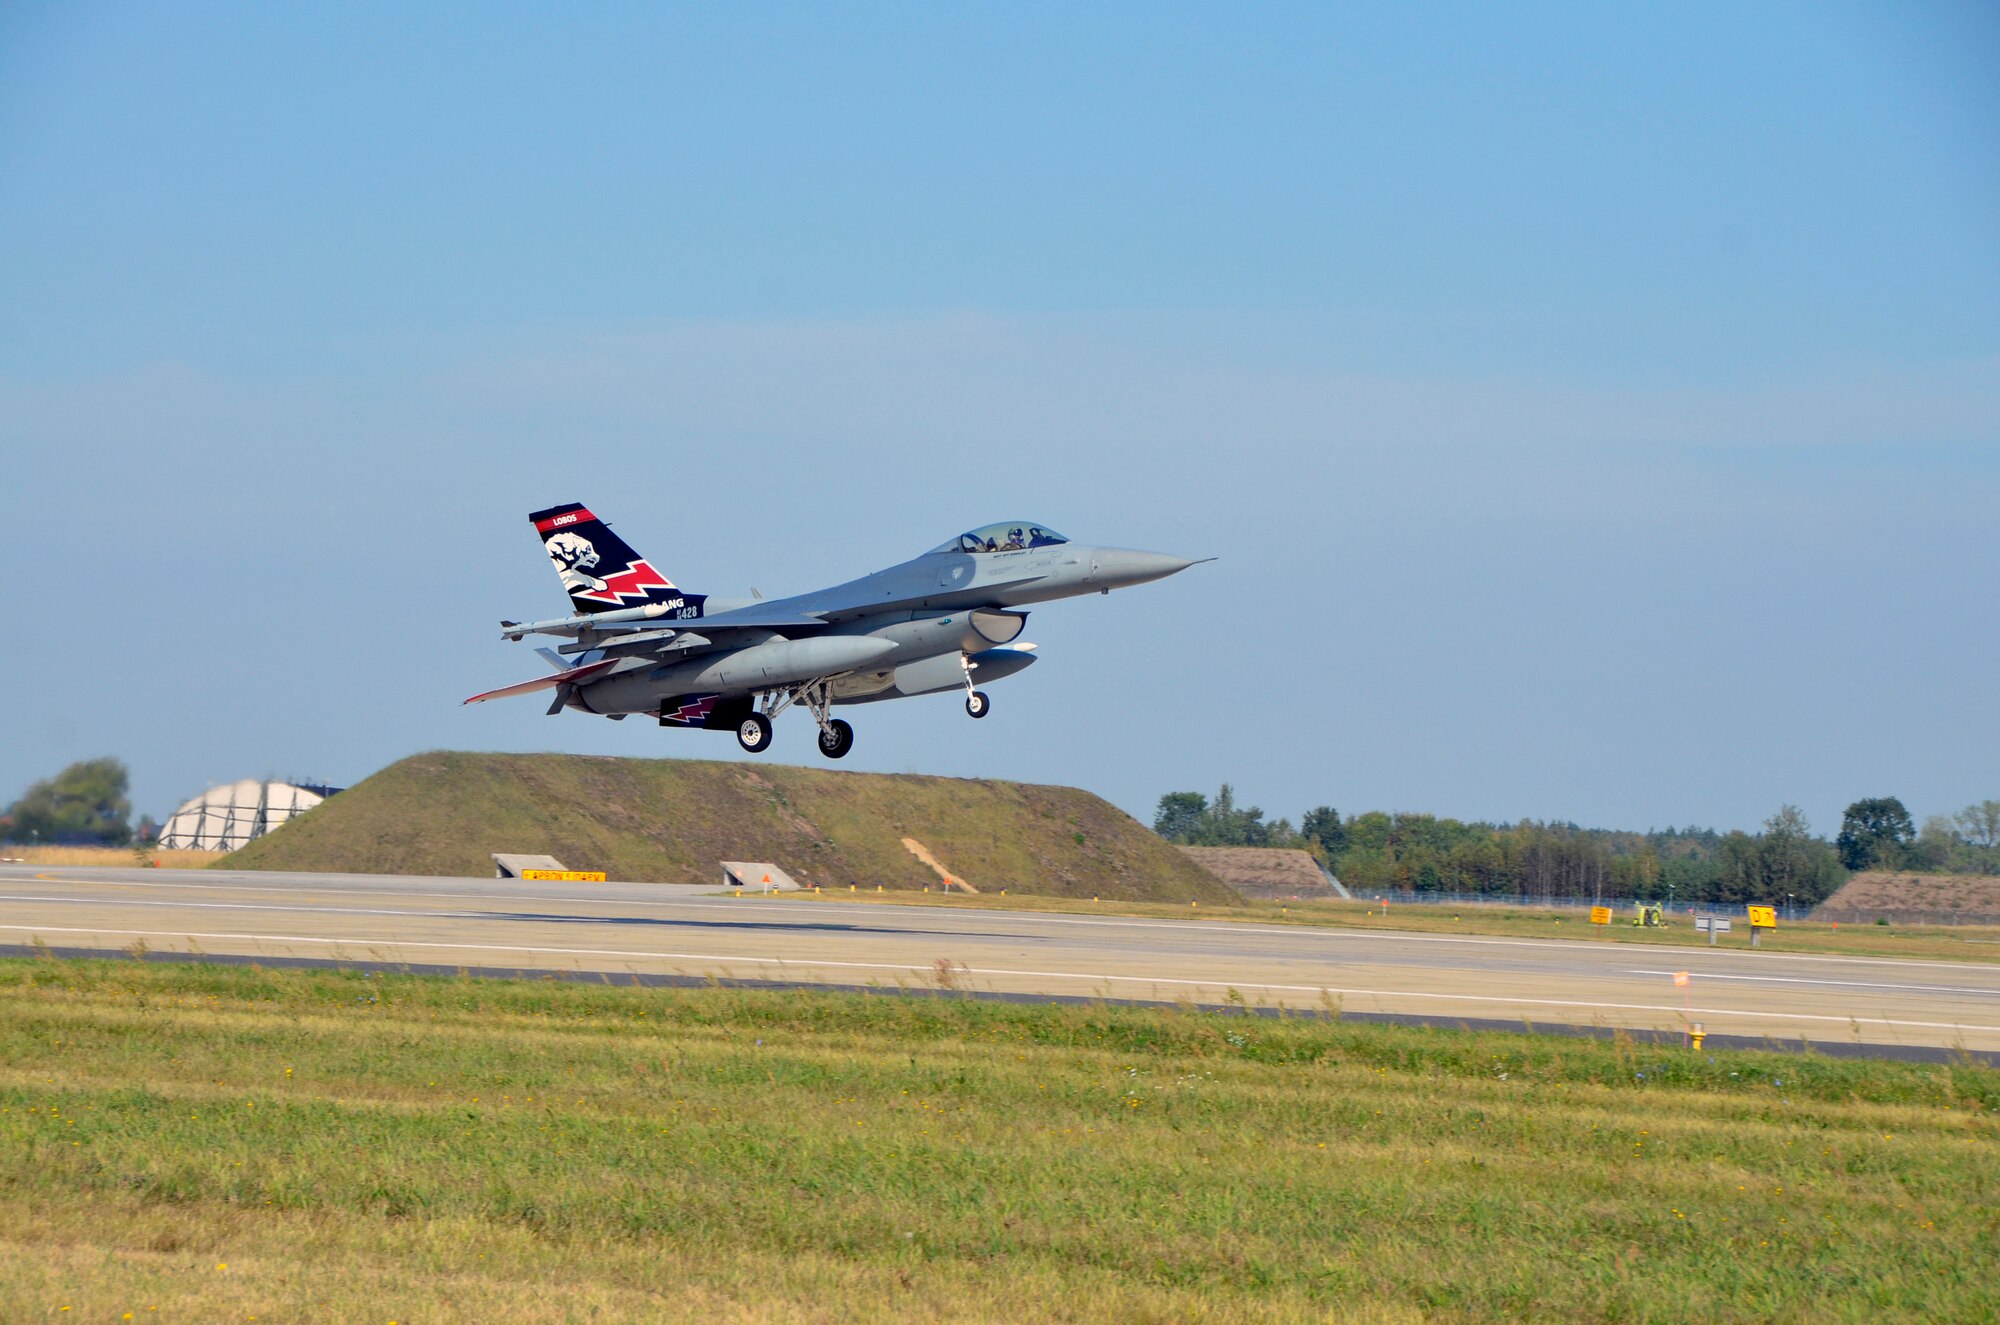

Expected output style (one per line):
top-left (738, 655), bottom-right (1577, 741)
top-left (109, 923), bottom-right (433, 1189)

top-left (573, 542), bottom-right (1190, 716)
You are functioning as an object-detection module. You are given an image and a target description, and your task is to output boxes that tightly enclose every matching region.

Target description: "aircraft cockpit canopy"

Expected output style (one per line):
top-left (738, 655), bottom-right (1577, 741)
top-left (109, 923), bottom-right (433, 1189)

top-left (930, 522), bottom-right (1070, 555)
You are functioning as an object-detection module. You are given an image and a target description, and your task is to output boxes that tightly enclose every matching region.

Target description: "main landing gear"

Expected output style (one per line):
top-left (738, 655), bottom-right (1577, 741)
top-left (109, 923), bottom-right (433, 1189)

top-left (735, 712), bottom-right (773, 753)
top-left (817, 719), bottom-right (854, 759)
top-left (734, 656), bottom-right (993, 757)
top-left (742, 677), bottom-right (857, 759)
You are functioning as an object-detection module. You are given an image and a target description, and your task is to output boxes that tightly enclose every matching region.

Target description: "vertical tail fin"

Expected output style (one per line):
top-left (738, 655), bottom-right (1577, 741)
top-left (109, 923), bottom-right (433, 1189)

top-left (529, 503), bottom-right (704, 617)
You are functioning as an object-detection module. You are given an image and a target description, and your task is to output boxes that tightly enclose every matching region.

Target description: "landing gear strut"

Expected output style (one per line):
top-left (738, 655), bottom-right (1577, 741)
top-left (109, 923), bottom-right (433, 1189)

top-left (961, 653), bottom-right (990, 719)
top-left (757, 677), bottom-right (857, 760)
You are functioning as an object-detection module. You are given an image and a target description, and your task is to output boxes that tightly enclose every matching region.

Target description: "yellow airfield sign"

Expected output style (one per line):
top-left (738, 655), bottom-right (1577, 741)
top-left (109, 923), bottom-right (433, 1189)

top-left (1589, 906), bottom-right (1612, 925)
top-left (1746, 906), bottom-right (1777, 928)
top-left (520, 869), bottom-right (607, 882)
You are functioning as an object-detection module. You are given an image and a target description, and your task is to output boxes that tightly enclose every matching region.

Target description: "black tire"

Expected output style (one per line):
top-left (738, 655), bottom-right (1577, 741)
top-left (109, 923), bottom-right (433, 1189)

top-left (817, 718), bottom-right (854, 759)
top-left (965, 691), bottom-right (990, 719)
top-left (736, 714), bottom-right (773, 753)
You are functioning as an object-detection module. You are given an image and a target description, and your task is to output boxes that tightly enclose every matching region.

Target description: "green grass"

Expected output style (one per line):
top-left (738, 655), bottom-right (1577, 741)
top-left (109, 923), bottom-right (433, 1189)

top-left (2, 958), bottom-right (1996, 1322)
top-left (219, 750), bottom-right (1238, 904)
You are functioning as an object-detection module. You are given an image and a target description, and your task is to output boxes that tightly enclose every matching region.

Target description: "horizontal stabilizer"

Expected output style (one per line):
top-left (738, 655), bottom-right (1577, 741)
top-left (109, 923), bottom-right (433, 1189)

top-left (464, 658), bottom-right (619, 705)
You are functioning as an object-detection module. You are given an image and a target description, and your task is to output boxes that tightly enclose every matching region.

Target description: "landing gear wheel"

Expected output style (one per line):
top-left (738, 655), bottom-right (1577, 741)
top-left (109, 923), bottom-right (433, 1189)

top-left (965, 690), bottom-right (990, 719)
top-left (736, 713), bottom-right (774, 753)
top-left (817, 718), bottom-right (854, 760)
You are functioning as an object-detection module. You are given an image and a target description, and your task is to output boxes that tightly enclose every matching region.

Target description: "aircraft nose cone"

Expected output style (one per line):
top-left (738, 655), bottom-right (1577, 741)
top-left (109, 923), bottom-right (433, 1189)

top-left (1092, 548), bottom-right (1197, 589)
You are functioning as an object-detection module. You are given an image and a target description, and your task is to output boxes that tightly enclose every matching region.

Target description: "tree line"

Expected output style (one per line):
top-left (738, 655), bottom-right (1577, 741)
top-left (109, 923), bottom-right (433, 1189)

top-left (1, 759), bottom-right (139, 846)
top-left (1153, 787), bottom-right (1999, 907)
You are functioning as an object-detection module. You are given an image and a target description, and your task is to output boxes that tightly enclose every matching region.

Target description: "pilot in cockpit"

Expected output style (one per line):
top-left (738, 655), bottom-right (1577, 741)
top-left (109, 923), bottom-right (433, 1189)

top-left (1002, 527), bottom-right (1026, 551)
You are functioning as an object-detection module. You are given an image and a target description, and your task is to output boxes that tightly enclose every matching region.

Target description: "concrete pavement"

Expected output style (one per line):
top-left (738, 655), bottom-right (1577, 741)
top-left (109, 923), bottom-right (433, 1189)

top-left (5, 864), bottom-right (1999, 1053)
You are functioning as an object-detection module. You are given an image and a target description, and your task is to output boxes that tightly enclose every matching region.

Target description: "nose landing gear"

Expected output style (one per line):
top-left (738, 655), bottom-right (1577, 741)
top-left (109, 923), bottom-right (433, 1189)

top-left (961, 654), bottom-right (991, 719)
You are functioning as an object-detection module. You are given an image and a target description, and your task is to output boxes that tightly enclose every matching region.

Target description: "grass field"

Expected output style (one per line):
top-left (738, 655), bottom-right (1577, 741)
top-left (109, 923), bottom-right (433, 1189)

top-left (218, 751), bottom-right (1237, 903)
top-left (794, 887), bottom-right (2000, 965)
top-left (3, 959), bottom-right (1995, 1322)
top-left (1817, 871), bottom-right (2000, 925)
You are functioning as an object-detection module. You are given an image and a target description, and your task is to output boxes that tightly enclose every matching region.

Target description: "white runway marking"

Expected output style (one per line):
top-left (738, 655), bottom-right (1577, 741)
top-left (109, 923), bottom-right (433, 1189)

top-left (5, 921), bottom-right (1996, 1038)
top-left (1628, 968), bottom-right (2000, 997)
top-left (24, 873), bottom-right (703, 910)
top-left (0, 894), bottom-right (490, 921)
top-left (15, 872), bottom-right (1996, 973)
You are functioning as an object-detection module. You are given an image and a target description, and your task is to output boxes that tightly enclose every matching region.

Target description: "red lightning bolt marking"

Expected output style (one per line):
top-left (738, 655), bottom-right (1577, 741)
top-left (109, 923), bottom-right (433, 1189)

top-left (662, 696), bottom-right (716, 725)
top-left (575, 559), bottom-right (675, 604)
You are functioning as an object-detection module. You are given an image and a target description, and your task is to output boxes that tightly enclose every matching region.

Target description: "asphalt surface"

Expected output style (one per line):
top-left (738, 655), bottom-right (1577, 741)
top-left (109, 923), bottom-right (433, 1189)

top-left (5, 864), bottom-right (2000, 1054)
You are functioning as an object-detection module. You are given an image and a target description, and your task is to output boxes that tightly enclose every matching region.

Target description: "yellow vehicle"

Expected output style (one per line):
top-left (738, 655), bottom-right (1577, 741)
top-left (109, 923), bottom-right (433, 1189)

top-left (1631, 902), bottom-right (1664, 928)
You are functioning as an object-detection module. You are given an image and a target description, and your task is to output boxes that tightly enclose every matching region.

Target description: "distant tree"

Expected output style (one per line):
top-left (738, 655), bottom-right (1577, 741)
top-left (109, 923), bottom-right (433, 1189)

top-left (1301, 807), bottom-right (1345, 857)
top-left (1715, 830), bottom-right (1763, 904)
top-left (1909, 816), bottom-right (1958, 873)
top-left (4, 758), bottom-right (133, 845)
top-left (1344, 811), bottom-right (1394, 854)
top-left (1908, 803), bottom-right (2000, 876)
top-left (1836, 797), bottom-right (1915, 871)
top-left (1760, 805), bottom-right (1814, 898)
top-left (1153, 791), bottom-right (1209, 843)
top-left (1205, 784), bottom-right (1248, 845)
top-left (1954, 801), bottom-right (2000, 852)
top-left (1204, 785), bottom-right (1269, 847)
top-left (1152, 785), bottom-right (1304, 848)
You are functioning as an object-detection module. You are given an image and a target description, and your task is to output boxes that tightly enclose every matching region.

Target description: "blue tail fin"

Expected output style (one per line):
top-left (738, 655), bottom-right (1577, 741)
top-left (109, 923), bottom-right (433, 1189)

top-left (529, 503), bottom-right (705, 617)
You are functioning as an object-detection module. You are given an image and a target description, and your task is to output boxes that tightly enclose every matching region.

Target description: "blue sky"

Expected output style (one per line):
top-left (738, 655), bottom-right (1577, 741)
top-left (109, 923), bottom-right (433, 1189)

top-left (2, 2), bottom-right (1995, 836)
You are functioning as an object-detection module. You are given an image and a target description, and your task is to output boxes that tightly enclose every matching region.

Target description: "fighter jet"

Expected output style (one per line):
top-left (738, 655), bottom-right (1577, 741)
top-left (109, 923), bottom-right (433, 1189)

top-left (466, 504), bottom-right (1202, 758)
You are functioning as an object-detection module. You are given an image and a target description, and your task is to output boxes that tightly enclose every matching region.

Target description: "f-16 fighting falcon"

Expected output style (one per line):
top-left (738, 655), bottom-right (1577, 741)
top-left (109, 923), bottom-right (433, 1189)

top-left (466, 504), bottom-right (1204, 758)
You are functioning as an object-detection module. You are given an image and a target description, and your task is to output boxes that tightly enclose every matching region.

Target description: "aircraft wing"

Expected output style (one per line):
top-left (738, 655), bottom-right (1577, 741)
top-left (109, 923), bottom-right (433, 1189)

top-left (502, 604), bottom-right (829, 642)
top-left (686, 606), bottom-right (830, 631)
top-left (463, 657), bottom-right (620, 704)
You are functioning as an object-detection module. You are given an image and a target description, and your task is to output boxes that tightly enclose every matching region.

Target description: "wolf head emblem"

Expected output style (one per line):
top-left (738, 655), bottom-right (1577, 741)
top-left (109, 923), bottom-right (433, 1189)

top-left (546, 531), bottom-right (609, 592)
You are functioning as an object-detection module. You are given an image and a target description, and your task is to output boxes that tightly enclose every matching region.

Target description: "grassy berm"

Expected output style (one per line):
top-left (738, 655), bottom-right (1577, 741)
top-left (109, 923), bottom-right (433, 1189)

top-left (4, 959), bottom-right (1996, 1322)
top-left (221, 751), bottom-right (1236, 903)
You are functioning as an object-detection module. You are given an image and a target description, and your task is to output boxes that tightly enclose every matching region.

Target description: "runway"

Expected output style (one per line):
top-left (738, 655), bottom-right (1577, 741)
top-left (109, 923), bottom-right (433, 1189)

top-left (6, 864), bottom-right (2000, 1054)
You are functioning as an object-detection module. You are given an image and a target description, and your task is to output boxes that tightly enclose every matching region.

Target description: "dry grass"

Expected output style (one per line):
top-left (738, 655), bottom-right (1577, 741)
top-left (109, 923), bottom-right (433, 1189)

top-left (1, 957), bottom-right (1995, 1322)
top-left (1179, 845), bottom-right (1338, 900)
top-left (1817, 871), bottom-right (2000, 923)
top-left (1, 846), bottom-right (227, 869)
top-left (220, 750), bottom-right (1238, 904)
